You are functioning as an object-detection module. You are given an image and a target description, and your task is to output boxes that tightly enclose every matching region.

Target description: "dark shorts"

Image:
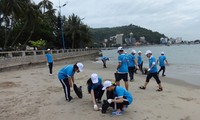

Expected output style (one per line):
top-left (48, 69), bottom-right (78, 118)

top-left (115, 73), bottom-right (128, 82)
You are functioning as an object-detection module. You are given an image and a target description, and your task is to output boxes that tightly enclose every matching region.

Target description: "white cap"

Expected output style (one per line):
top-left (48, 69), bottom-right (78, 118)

top-left (117, 47), bottom-right (124, 51)
top-left (102, 80), bottom-right (112, 90)
top-left (76, 63), bottom-right (83, 72)
top-left (91, 73), bottom-right (98, 84)
top-left (132, 49), bottom-right (136, 53)
top-left (138, 51), bottom-right (142, 53)
top-left (161, 52), bottom-right (164, 55)
top-left (47, 49), bottom-right (50, 51)
top-left (145, 50), bottom-right (152, 55)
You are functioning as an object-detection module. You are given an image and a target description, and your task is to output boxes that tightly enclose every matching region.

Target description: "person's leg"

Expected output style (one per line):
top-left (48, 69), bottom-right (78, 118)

top-left (49, 62), bottom-right (53, 74)
top-left (140, 62), bottom-right (144, 74)
top-left (122, 73), bottom-right (128, 90)
top-left (62, 78), bottom-right (72, 101)
top-left (162, 66), bottom-right (166, 76)
top-left (60, 78), bottom-right (71, 101)
top-left (128, 67), bottom-right (133, 81)
top-left (152, 73), bottom-right (163, 91)
top-left (158, 66), bottom-right (162, 74)
top-left (115, 73), bottom-right (122, 86)
top-left (140, 73), bottom-right (153, 89)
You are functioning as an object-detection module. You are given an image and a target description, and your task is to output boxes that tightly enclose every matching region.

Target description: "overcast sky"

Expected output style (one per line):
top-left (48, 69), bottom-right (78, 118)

top-left (33, 0), bottom-right (200, 41)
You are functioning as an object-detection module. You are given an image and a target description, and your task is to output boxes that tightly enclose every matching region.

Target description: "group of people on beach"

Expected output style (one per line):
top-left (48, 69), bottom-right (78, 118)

top-left (45, 47), bottom-right (169, 116)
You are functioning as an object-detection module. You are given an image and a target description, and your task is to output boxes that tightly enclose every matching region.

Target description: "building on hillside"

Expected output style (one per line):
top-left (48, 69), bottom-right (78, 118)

top-left (116, 34), bottom-right (124, 45)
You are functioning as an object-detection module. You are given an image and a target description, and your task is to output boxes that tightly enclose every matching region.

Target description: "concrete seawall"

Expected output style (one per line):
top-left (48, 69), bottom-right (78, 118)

top-left (0, 49), bottom-right (100, 71)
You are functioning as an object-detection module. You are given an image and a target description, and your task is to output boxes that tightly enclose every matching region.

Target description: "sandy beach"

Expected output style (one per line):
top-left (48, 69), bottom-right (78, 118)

top-left (0, 60), bottom-right (200, 120)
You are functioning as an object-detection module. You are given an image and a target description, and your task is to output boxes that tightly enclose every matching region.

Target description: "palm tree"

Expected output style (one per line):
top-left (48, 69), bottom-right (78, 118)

top-left (0, 0), bottom-right (23, 50)
top-left (65, 14), bottom-right (91, 48)
top-left (38, 0), bottom-right (53, 14)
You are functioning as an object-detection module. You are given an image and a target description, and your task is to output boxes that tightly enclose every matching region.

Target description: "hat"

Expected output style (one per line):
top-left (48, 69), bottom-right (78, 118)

top-left (138, 51), bottom-right (142, 53)
top-left (145, 50), bottom-right (152, 55)
top-left (102, 80), bottom-right (112, 90)
top-left (47, 49), bottom-right (50, 51)
top-left (161, 52), bottom-right (164, 55)
top-left (117, 47), bottom-right (124, 51)
top-left (91, 73), bottom-right (98, 84)
top-left (132, 49), bottom-right (136, 53)
top-left (76, 63), bottom-right (83, 72)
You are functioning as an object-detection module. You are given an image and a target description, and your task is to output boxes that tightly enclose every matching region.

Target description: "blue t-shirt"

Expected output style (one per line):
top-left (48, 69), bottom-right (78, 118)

top-left (117, 54), bottom-right (128, 73)
top-left (45, 53), bottom-right (53, 63)
top-left (159, 55), bottom-right (166, 67)
top-left (114, 86), bottom-right (133, 104)
top-left (137, 55), bottom-right (143, 65)
top-left (58, 65), bottom-right (75, 80)
top-left (127, 54), bottom-right (135, 67)
top-left (149, 56), bottom-right (158, 73)
top-left (101, 56), bottom-right (109, 61)
top-left (91, 77), bottom-right (103, 90)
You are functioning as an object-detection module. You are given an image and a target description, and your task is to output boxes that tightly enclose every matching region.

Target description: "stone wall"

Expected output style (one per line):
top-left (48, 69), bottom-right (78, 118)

top-left (0, 49), bottom-right (100, 71)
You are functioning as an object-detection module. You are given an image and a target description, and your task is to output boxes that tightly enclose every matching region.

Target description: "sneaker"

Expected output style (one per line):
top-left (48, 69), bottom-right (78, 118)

top-left (68, 96), bottom-right (73, 102)
top-left (49, 74), bottom-right (53, 76)
top-left (112, 111), bottom-right (122, 116)
top-left (130, 79), bottom-right (135, 82)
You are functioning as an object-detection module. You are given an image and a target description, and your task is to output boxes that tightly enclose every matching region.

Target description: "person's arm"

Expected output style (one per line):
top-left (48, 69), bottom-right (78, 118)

top-left (165, 59), bottom-right (169, 65)
top-left (134, 59), bottom-right (138, 68)
top-left (117, 62), bottom-right (121, 70)
top-left (91, 90), bottom-right (97, 105)
top-left (68, 76), bottom-right (74, 88)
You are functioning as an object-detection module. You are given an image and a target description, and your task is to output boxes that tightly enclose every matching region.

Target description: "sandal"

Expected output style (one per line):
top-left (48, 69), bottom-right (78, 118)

top-left (156, 87), bottom-right (163, 92)
top-left (139, 86), bottom-right (146, 90)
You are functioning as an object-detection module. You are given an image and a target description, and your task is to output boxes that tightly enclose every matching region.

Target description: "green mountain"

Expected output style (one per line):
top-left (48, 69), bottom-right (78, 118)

top-left (90, 24), bottom-right (166, 44)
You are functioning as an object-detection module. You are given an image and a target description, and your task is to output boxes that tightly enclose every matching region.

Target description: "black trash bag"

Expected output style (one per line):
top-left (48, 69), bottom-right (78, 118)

top-left (73, 83), bottom-right (83, 98)
top-left (101, 100), bottom-right (110, 113)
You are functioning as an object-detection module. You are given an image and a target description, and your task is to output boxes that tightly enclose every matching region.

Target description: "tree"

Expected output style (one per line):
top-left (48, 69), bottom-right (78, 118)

top-left (38, 0), bottom-right (53, 14)
top-left (65, 14), bottom-right (91, 48)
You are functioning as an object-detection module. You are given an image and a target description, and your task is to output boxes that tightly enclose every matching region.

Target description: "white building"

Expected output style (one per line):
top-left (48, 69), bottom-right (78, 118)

top-left (116, 34), bottom-right (124, 45)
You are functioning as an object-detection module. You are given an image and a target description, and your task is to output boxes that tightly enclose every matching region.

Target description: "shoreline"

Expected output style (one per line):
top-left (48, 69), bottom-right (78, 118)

top-left (0, 60), bottom-right (200, 120)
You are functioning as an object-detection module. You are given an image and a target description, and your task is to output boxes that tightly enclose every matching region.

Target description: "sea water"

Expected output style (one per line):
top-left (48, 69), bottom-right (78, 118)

top-left (99, 44), bottom-right (200, 86)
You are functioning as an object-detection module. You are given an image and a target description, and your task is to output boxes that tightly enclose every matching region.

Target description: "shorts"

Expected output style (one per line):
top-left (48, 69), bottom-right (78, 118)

top-left (115, 73), bottom-right (128, 82)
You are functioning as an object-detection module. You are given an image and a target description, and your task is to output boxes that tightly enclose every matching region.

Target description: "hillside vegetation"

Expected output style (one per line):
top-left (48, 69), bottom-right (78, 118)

top-left (90, 24), bottom-right (166, 44)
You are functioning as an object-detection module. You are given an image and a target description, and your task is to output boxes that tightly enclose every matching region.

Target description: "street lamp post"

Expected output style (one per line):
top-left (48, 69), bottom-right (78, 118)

top-left (58, 0), bottom-right (67, 49)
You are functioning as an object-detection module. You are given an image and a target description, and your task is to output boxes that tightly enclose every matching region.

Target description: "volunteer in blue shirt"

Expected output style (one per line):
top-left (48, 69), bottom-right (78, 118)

top-left (139, 50), bottom-right (163, 91)
top-left (87, 73), bottom-right (105, 110)
top-left (157, 52), bottom-right (169, 76)
top-left (136, 51), bottom-right (144, 74)
top-left (101, 56), bottom-right (109, 68)
top-left (45, 49), bottom-right (53, 75)
top-left (102, 80), bottom-right (133, 116)
top-left (127, 49), bottom-right (138, 82)
top-left (58, 62), bottom-right (84, 102)
top-left (116, 47), bottom-right (129, 90)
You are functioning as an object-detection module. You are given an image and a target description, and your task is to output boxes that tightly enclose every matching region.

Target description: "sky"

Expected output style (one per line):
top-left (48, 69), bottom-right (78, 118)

top-left (33, 0), bottom-right (200, 41)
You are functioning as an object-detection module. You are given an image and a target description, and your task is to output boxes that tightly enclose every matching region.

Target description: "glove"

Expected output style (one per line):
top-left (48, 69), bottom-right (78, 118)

top-left (94, 104), bottom-right (98, 111)
top-left (107, 99), bottom-right (112, 104)
top-left (147, 68), bottom-right (151, 71)
top-left (70, 87), bottom-right (73, 92)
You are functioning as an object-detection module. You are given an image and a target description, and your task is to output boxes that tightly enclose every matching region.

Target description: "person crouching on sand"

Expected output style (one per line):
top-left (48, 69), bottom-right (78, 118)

top-left (58, 63), bottom-right (83, 102)
top-left (102, 80), bottom-right (133, 116)
top-left (87, 73), bottom-right (105, 110)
